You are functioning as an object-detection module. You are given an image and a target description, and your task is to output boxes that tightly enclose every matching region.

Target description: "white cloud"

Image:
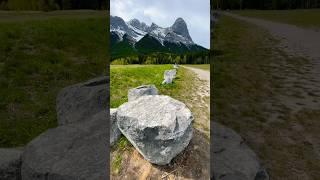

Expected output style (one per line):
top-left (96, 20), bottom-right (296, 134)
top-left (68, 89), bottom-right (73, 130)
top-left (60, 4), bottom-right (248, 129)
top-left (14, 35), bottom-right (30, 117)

top-left (110, 0), bottom-right (210, 49)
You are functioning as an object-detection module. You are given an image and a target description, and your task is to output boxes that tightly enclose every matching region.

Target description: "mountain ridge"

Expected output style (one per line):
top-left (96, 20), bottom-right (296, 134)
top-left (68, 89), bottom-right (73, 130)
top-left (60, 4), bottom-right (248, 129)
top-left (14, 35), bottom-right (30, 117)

top-left (110, 16), bottom-right (208, 58)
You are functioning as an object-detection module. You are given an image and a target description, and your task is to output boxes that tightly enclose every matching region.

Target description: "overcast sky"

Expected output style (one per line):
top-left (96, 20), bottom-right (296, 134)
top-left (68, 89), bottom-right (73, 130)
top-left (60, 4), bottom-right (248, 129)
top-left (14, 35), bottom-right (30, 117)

top-left (110, 0), bottom-right (210, 49)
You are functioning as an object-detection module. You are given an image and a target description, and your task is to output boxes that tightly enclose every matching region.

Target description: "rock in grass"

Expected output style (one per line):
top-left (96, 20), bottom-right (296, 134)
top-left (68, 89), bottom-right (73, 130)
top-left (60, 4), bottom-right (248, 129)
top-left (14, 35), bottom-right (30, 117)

top-left (117, 95), bottom-right (193, 165)
top-left (173, 64), bottom-right (179, 69)
top-left (21, 111), bottom-right (108, 180)
top-left (128, 85), bottom-right (158, 102)
top-left (110, 108), bottom-right (121, 145)
top-left (0, 148), bottom-right (22, 180)
top-left (162, 76), bottom-right (174, 84)
top-left (162, 69), bottom-right (177, 84)
top-left (164, 69), bottom-right (177, 79)
top-left (212, 122), bottom-right (269, 180)
top-left (56, 76), bottom-right (108, 126)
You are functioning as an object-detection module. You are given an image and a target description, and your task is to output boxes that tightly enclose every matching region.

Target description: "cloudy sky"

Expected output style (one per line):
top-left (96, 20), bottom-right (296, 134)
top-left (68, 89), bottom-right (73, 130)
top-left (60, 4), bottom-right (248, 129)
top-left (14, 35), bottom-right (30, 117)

top-left (110, 0), bottom-right (210, 49)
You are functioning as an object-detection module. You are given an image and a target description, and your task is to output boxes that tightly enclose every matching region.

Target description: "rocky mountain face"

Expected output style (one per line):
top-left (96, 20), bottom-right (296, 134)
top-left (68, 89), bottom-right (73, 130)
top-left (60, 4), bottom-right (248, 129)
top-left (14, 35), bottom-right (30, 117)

top-left (110, 16), bottom-right (207, 58)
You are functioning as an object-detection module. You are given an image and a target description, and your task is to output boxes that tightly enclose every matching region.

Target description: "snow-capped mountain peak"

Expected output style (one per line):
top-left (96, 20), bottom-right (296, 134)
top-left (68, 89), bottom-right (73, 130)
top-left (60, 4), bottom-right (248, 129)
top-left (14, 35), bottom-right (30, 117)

top-left (110, 16), bottom-right (194, 46)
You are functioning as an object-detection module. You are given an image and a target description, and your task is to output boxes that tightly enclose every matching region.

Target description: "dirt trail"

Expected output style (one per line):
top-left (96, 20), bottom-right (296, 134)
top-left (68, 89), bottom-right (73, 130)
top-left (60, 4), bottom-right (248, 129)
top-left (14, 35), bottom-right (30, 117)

top-left (221, 12), bottom-right (320, 178)
top-left (224, 12), bottom-right (320, 60)
top-left (182, 66), bottom-right (210, 132)
top-left (223, 12), bottom-right (320, 118)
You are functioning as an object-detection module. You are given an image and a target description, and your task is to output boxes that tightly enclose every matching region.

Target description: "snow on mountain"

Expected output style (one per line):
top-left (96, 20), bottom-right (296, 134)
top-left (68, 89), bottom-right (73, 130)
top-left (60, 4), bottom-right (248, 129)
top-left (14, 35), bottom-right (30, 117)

top-left (110, 16), bottom-right (194, 46)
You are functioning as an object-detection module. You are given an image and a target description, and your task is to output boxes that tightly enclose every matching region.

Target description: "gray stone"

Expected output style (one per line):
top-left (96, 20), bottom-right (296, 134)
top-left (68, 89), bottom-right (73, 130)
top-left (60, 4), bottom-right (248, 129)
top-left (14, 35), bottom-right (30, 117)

top-left (212, 122), bottom-right (269, 180)
top-left (162, 76), bottom-right (174, 84)
top-left (110, 108), bottom-right (121, 146)
top-left (0, 148), bottom-right (22, 180)
top-left (21, 111), bottom-right (108, 180)
top-left (162, 69), bottom-right (177, 84)
top-left (164, 69), bottom-right (177, 79)
top-left (56, 76), bottom-right (108, 126)
top-left (128, 85), bottom-right (158, 102)
top-left (117, 95), bottom-right (193, 165)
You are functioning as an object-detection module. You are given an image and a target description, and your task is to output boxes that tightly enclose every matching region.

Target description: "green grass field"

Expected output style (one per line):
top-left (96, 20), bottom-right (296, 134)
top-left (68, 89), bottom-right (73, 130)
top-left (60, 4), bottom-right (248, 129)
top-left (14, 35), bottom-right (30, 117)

top-left (0, 10), bottom-right (108, 147)
top-left (234, 9), bottom-right (320, 29)
top-left (214, 14), bottom-right (320, 178)
top-left (110, 65), bottom-right (196, 108)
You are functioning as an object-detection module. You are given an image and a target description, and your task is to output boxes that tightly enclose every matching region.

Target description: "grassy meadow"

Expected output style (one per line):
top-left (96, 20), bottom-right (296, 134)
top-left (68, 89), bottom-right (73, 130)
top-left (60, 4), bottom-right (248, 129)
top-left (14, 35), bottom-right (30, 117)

top-left (213, 14), bottom-right (320, 178)
top-left (0, 10), bottom-right (108, 147)
top-left (110, 65), bottom-right (198, 108)
top-left (234, 9), bottom-right (320, 29)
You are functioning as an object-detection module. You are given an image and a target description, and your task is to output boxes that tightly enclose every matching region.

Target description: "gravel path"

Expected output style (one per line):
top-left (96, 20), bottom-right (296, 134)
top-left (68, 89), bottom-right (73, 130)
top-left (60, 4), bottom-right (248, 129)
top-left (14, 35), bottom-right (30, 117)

top-left (182, 66), bottom-right (210, 82)
top-left (223, 12), bottom-right (320, 114)
top-left (221, 13), bottom-right (320, 178)
top-left (223, 12), bottom-right (320, 61)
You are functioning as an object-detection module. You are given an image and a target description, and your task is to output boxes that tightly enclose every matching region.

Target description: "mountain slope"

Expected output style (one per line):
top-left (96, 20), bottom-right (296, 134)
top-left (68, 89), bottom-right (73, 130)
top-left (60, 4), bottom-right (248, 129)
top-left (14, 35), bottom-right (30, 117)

top-left (110, 16), bottom-right (208, 58)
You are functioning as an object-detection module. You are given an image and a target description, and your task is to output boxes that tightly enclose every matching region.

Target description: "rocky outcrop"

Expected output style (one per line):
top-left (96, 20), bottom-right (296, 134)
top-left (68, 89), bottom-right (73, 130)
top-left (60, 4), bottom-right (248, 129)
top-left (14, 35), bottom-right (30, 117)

top-left (56, 76), bottom-right (108, 126)
top-left (128, 85), bottom-right (158, 102)
top-left (21, 111), bottom-right (108, 180)
top-left (117, 95), bottom-right (193, 165)
top-left (212, 122), bottom-right (269, 180)
top-left (110, 108), bottom-right (121, 146)
top-left (0, 148), bottom-right (23, 180)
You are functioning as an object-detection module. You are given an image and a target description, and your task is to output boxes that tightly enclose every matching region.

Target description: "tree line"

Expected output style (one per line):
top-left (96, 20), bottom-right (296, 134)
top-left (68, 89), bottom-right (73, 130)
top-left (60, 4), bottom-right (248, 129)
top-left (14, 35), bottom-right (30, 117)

top-left (211, 0), bottom-right (320, 9)
top-left (0, 0), bottom-right (107, 10)
top-left (111, 52), bottom-right (210, 65)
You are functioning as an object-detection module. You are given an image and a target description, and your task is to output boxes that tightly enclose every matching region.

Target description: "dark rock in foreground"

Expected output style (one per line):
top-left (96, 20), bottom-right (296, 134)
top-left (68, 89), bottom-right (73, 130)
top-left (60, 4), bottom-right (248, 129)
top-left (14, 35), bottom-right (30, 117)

top-left (117, 95), bottom-right (193, 165)
top-left (21, 111), bottom-right (108, 180)
top-left (56, 76), bottom-right (109, 126)
top-left (213, 122), bottom-right (269, 180)
top-left (0, 148), bottom-right (22, 180)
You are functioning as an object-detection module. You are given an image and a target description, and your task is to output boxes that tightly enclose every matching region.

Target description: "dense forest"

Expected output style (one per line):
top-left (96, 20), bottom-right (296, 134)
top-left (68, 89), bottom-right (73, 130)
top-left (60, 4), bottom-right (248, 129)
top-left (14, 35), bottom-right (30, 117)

top-left (0, 0), bottom-right (107, 10)
top-left (111, 51), bottom-right (210, 65)
top-left (211, 0), bottom-right (320, 9)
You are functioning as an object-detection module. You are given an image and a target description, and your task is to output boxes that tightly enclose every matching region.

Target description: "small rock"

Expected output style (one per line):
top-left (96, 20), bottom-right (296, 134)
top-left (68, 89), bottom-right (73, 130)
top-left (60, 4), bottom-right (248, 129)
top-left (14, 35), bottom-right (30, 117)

top-left (128, 85), bottom-right (158, 102)
top-left (162, 76), bottom-right (174, 84)
top-left (164, 69), bottom-right (177, 79)
top-left (173, 64), bottom-right (179, 69)
top-left (162, 69), bottom-right (177, 84)
top-left (56, 76), bottom-right (108, 126)
top-left (117, 95), bottom-right (193, 165)
top-left (110, 108), bottom-right (121, 145)
top-left (0, 148), bottom-right (22, 180)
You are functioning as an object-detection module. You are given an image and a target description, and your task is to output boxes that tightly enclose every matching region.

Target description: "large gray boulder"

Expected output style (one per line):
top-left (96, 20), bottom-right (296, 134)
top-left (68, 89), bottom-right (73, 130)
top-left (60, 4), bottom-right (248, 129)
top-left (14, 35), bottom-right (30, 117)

top-left (56, 76), bottom-right (108, 125)
top-left (128, 85), bottom-right (158, 102)
top-left (21, 110), bottom-right (108, 180)
top-left (110, 108), bottom-right (121, 146)
top-left (213, 122), bottom-right (269, 180)
top-left (0, 148), bottom-right (23, 180)
top-left (117, 95), bottom-right (193, 165)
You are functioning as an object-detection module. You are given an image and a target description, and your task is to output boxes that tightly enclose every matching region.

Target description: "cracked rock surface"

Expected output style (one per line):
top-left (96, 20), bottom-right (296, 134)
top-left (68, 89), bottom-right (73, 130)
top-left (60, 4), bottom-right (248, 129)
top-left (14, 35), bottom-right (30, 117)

top-left (117, 95), bottom-right (193, 165)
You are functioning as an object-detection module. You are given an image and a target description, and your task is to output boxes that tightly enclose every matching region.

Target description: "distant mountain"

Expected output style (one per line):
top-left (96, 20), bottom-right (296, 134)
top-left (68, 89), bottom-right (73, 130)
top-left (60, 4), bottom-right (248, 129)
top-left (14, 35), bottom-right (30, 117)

top-left (110, 16), bottom-right (208, 58)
